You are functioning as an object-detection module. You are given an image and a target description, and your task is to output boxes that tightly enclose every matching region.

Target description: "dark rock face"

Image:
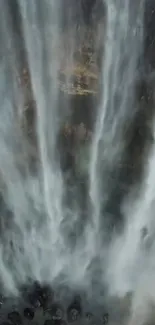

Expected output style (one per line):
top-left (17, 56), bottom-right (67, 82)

top-left (144, 0), bottom-right (155, 72)
top-left (3, 0), bottom-right (27, 70)
top-left (24, 282), bottom-right (53, 311)
top-left (61, 0), bottom-right (105, 27)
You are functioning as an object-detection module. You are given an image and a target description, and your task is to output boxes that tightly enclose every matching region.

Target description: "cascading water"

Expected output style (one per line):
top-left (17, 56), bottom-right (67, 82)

top-left (89, 0), bottom-right (144, 245)
top-left (0, 0), bottom-right (154, 324)
top-left (0, 0), bottom-right (71, 295)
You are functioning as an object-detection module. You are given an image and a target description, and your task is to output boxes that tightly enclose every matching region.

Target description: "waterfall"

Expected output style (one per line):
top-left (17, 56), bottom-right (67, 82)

top-left (1, 0), bottom-right (155, 324)
top-left (89, 0), bottom-right (144, 246)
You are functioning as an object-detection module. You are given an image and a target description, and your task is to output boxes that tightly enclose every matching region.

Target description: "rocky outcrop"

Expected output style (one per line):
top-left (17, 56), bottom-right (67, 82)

top-left (15, 24), bottom-right (102, 174)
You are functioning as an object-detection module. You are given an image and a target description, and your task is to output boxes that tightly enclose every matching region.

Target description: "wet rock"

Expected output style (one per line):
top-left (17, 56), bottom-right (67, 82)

top-left (67, 297), bottom-right (82, 322)
top-left (46, 303), bottom-right (64, 320)
top-left (67, 308), bottom-right (80, 322)
top-left (8, 311), bottom-right (22, 325)
top-left (28, 291), bottom-right (41, 309)
top-left (102, 313), bottom-right (109, 324)
top-left (39, 286), bottom-right (54, 310)
top-left (28, 282), bottom-right (53, 310)
top-left (21, 281), bottom-right (40, 308)
top-left (23, 307), bottom-right (34, 320)
top-left (85, 312), bottom-right (94, 322)
top-left (0, 294), bottom-right (5, 308)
